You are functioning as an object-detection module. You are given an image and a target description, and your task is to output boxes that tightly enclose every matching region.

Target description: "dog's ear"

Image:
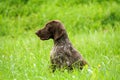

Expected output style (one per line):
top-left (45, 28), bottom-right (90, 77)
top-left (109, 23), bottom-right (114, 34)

top-left (54, 27), bottom-right (65, 40)
top-left (47, 20), bottom-right (65, 40)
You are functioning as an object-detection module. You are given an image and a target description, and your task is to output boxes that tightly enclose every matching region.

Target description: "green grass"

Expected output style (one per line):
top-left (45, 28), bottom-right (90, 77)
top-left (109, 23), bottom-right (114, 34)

top-left (0, 0), bottom-right (120, 80)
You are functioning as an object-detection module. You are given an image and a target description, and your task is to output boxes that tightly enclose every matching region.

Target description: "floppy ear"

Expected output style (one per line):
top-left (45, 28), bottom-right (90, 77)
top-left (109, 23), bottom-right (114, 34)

top-left (54, 28), bottom-right (65, 40)
top-left (47, 20), bottom-right (65, 40)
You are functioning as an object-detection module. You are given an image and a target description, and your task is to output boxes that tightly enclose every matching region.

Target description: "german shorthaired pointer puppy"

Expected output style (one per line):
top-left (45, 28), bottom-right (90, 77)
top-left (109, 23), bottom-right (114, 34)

top-left (36, 20), bottom-right (88, 72)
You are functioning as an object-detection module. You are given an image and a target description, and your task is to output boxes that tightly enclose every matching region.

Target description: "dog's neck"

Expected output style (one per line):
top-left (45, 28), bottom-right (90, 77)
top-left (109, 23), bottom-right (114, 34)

top-left (53, 33), bottom-right (71, 46)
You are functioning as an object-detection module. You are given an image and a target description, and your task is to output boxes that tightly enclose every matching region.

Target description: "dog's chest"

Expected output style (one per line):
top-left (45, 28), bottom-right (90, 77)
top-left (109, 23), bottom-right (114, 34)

top-left (50, 45), bottom-right (64, 58)
top-left (50, 44), bottom-right (72, 59)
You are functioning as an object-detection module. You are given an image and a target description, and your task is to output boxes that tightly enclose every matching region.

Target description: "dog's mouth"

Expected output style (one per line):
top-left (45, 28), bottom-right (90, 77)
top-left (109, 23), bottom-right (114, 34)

top-left (35, 31), bottom-right (52, 40)
top-left (40, 37), bottom-right (48, 40)
top-left (35, 32), bottom-right (47, 40)
top-left (39, 35), bottom-right (50, 40)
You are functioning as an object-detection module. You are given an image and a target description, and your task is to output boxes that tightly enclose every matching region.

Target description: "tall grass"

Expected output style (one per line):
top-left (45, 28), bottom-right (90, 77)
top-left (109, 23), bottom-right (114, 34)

top-left (0, 0), bottom-right (120, 80)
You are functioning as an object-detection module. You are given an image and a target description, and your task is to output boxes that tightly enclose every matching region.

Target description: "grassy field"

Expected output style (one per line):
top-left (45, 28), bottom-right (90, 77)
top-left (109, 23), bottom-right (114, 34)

top-left (0, 0), bottom-right (120, 80)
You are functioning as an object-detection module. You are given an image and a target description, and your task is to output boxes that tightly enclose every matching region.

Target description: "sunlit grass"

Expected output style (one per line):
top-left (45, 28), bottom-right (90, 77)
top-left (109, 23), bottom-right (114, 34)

top-left (0, 0), bottom-right (120, 80)
top-left (0, 29), bottom-right (120, 80)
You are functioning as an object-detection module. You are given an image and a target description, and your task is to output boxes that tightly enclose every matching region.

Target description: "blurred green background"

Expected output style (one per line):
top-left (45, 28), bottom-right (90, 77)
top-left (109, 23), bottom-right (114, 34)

top-left (0, 0), bottom-right (120, 80)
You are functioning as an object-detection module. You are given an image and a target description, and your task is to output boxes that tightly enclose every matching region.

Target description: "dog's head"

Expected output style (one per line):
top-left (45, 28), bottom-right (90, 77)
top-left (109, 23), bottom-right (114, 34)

top-left (36, 20), bottom-right (65, 40)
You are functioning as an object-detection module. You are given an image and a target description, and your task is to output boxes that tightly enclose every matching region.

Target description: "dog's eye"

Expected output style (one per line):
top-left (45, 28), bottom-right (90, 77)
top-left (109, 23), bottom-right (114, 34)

top-left (47, 24), bottom-right (52, 28)
top-left (46, 23), bottom-right (52, 27)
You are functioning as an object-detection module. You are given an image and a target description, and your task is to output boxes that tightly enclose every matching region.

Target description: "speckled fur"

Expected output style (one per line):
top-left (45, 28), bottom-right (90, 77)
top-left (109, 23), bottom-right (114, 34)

top-left (36, 20), bottom-right (88, 72)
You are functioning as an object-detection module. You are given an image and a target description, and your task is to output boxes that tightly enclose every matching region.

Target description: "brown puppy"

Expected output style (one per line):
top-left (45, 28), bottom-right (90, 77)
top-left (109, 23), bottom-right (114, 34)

top-left (36, 20), bottom-right (88, 72)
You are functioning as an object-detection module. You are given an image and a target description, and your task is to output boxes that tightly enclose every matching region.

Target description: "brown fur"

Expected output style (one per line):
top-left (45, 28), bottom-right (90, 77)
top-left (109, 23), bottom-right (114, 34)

top-left (36, 20), bottom-right (88, 72)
